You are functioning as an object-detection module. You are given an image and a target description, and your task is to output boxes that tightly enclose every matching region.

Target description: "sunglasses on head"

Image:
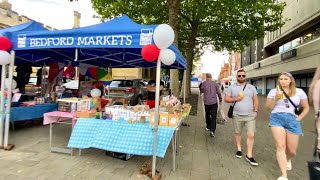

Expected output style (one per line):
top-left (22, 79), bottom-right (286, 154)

top-left (237, 75), bottom-right (246, 78)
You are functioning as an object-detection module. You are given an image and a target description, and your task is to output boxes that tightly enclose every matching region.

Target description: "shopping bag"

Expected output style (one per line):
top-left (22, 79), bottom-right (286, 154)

top-left (217, 108), bottom-right (228, 125)
top-left (308, 161), bottom-right (320, 180)
top-left (217, 97), bottom-right (227, 125)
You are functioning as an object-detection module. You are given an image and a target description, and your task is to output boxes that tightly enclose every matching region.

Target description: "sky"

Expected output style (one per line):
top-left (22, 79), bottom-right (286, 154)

top-left (201, 50), bottom-right (229, 80)
top-left (8, 0), bottom-right (228, 79)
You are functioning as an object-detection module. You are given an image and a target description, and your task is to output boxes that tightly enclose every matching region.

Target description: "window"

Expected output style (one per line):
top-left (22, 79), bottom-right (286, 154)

top-left (283, 42), bottom-right (292, 52)
top-left (279, 46), bottom-right (284, 53)
top-left (292, 37), bottom-right (301, 48)
top-left (300, 79), bottom-right (307, 87)
top-left (296, 79), bottom-right (300, 87)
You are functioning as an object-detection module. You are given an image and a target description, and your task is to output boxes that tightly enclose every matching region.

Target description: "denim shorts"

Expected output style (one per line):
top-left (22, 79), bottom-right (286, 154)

top-left (269, 112), bottom-right (302, 135)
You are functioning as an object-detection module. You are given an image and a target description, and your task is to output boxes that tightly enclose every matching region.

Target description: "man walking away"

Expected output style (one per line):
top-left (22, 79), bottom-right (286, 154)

top-left (200, 73), bottom-right (222, 137)
top-left (224, 69), bottom-right (259, 166)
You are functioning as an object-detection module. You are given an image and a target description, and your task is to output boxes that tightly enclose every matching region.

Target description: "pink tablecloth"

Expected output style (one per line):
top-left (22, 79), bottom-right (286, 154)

top-left (43, 111), bottom-right (77, 128)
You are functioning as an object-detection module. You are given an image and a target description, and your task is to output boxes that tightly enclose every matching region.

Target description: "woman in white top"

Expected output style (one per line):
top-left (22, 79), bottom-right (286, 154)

top-left (266, 72), bottom-right (309, 180)
top-left (308, 66), bottom-right (320, 160)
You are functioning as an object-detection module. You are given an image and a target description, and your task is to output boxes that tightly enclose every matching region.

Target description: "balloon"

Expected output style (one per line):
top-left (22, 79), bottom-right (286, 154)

top-left (153, 24), bottom-right (175, 49)
top-left (141, 44), bottom-right (160, 62)
top-left (4, 78), bottom-right (17, 90)
top-left (0, 50), bottom-right (11, 65)
top-left (159, 49), bottom-right (176, 65)
top-left (0, 36), bottom-right (12, 51)
top-left (90, 88), bottom-right (101, 97)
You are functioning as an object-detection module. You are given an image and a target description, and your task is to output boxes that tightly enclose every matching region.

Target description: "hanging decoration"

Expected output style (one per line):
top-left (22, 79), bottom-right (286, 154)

top-left (0, 50), bottom-right (11, 65)
top-left (0, 36), bottom-right (12, 51)
top-left (141, 44), bottom-right (160, 62)
top-left (153, 24), bottom-right (175, 49)
top-left (141, 24), bottom-right (177, 66)
top-left (159, 49), bottom-right (176, 66)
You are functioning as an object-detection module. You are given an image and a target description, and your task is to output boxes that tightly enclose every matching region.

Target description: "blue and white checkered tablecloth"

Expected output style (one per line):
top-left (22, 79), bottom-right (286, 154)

top-left (67, 118), bottom-right (175, 158)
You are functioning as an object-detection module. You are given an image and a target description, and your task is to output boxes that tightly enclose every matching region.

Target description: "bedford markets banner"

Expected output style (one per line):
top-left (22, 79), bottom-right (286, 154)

top-left (14, 28), bottom-right (154, 50)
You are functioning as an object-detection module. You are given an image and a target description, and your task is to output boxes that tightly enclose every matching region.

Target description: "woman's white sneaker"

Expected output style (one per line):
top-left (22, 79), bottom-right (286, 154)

top-left (277, 176), bottom-right (288, 180)
top-left (286, 159), bottom-right (292, 171)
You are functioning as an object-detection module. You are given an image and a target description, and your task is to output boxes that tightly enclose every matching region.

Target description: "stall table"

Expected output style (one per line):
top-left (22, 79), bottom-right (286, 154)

top-left (43, 111), bottom-right (78, 155)
top-left (9, 103), bottom-right (58, 122)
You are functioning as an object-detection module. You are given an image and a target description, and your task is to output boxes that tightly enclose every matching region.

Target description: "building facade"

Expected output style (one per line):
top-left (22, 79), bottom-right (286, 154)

top-left (241, 0), bottom-right (320, 95)
top-left (0, 0), bottom-right (31, 28)
top-left (227, 52), bottom-right (241, 85)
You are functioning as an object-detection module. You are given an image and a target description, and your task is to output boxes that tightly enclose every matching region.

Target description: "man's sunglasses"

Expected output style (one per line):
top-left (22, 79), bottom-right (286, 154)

top-left (237, 75), bottom-right (246, 78)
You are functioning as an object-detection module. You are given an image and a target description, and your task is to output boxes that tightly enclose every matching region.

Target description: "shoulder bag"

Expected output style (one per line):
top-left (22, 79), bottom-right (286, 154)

top-left (282, 89), bottom-right (303, 115)
top-left (228, 83), bottom-right (247, 118)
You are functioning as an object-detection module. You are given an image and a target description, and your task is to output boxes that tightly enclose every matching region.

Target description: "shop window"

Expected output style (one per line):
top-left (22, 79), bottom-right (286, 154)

top-left (279, 46), bottom-right (284, 53)
top-left (307, 78), bottom-right (313, 87)
top-left (283, 42), bottom-right (292, 52)
top-left (296, 79), bottom-right (300, 87)
top-left (300, 78), bottom-right (307, 87)
top-left (292, 37), bottom-right (301, 48)
top-left (314, 28), bottom-right (320, 38)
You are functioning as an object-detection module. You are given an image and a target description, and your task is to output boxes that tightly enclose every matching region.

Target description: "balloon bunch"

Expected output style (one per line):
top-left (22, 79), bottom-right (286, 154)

top-left (0, 36), bottom-right (12, 65)
top-left (141, 24), bottom-right (176, 65)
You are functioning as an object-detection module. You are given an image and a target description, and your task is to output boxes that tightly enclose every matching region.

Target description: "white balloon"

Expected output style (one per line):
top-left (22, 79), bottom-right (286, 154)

top-left (153, 24), bottom-right (175, 49)
top-left (0, 50), bottom-right (11, 65)
top-left (159, 49), bottom-right (176, 66)
top-left (4, 78), bottom-right (17, 90)
top-left (90, 88), bottom-right (101, 97)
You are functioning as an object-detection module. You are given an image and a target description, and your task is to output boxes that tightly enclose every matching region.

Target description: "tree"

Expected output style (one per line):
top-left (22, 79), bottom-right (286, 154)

top-left (79, 0), bottom-right (287, 97)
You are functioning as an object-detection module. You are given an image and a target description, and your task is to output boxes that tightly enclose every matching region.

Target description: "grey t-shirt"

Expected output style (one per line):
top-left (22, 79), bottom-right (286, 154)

top-left (225, 82), bottom-right (258, 115)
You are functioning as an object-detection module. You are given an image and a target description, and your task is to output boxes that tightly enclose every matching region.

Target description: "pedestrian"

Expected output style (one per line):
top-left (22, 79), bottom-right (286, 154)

top-left (308, 66), bottom-right (320, 159)
top-left (221, 84), bottom-right (224, 93)
top-left (146, 80), bottom-right (164, 109)
top-left (199, 81), bottom-right (203, 96)
top-left (200, 73), bottom-right (222, 137)
top-left (266, 72), bottom-right (309, 180)
top-left (224, 69), bottom-right (259, 166)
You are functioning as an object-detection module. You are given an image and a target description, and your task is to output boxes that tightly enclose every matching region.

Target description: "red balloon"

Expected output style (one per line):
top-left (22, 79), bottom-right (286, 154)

top-left (141, 44), bottom-right (160, 62)
top-left (0, 36), bottom-right (12, 51)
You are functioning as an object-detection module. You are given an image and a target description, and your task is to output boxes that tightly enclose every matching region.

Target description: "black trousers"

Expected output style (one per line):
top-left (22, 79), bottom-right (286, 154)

top-left (204, 103), bottom-right (218, 133)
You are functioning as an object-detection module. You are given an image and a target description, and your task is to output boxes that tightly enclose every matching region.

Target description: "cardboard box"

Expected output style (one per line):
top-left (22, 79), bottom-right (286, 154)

top-left (168, 114), bottom-right (179, 127)
top-left (159, 113), bottom-right (169, 126)
top-left (76, 111), bottom-right (96, 118)
top-left (58, 98), bottom-right (80, 112)
top-left (77, 99), bottom-right (91, 112)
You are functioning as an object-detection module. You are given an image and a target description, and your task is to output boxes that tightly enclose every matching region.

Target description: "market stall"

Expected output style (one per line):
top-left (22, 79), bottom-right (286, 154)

top-left (1, 15), bottom-right (188, 176)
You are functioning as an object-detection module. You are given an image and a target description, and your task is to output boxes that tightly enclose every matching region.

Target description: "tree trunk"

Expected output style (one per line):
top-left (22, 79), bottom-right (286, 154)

top-left (167, 0), bottom-right (180, 97)
top-left (180, 24), bottom-right (198, 98)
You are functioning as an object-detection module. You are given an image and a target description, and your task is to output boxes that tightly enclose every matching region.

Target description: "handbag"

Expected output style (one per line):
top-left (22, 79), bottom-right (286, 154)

top-left (228, 83), bottom-right (247, 118)
top-left (281, 89), bottom-right (303, 115)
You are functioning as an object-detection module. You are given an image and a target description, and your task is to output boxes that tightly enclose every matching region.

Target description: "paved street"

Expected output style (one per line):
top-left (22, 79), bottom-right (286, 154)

top-left (0, 89), bottom-right (315, 180)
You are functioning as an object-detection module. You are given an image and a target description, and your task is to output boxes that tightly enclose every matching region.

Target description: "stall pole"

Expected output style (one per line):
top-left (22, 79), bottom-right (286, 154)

top-left (183, 70), bottom-right (186, 104)
top-left (151, 58), bottom-right (161, 177)
top-left (0, 65), bottom-right (7, 147)
top-left (4, 50), bottom-right (15, 147)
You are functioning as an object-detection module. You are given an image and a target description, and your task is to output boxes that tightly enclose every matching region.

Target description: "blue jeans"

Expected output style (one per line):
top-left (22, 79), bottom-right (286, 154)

top-left (269, 112), bottom-right (302, 135)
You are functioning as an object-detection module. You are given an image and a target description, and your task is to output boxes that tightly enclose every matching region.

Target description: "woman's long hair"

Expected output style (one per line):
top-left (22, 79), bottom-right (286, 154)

top-left (308, 66), bottom-right (320, 103)
top-left (277, 72), bottom-right (296, 97)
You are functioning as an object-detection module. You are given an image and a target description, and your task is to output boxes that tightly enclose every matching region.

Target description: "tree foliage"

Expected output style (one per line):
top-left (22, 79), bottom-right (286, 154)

top-left (73, 0), bottom-right (286, 96)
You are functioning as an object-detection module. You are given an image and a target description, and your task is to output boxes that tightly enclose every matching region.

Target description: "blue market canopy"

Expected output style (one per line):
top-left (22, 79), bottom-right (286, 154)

top-left (4, 15), bottom-right (186, 69)
top-left (0, 21), bottom-right (47, 39)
